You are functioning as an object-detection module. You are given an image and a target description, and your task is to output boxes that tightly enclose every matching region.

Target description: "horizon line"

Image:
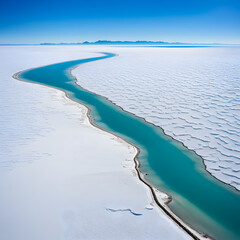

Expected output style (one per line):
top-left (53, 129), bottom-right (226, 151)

top-left (0, 40), bottom-right (240, 46)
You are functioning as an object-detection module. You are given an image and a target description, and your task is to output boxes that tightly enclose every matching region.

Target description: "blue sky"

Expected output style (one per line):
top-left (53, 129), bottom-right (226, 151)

top-left (0, 0), bottom-right (239, 44)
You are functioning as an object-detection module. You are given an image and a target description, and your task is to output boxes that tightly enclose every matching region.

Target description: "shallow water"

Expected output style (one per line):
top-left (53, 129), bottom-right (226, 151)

top-left (19, 52), bottom-right (240, 240)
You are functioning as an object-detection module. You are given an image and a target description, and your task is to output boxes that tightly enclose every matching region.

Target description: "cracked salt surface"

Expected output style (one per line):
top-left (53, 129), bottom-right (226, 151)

top-left (74, 46), bottom-right (240, 190)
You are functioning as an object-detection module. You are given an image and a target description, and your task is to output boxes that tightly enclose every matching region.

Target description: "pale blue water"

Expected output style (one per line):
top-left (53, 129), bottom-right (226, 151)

top-left (18, 52), bottom-right (240, 240)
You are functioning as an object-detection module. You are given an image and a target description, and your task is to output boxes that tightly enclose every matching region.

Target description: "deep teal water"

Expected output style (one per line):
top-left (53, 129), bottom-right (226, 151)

top-left (19, 53), bottom-right (240, 240)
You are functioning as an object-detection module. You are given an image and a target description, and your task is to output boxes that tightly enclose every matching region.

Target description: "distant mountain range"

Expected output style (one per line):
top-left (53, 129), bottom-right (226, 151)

top-left (1, 41), bottom-right (238, 46)
top-left (40, 40), bottom-right (221, 45)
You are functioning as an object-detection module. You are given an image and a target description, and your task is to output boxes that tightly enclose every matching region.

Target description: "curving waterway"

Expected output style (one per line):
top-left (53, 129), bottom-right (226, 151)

top-left (17, 52), bottom-right (240, 240)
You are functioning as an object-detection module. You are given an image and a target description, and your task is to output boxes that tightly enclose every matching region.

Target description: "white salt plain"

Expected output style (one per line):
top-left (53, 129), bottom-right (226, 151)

top-left (0, 46), bottom-right (191, 240)
top-left (75, 46), bottom-right (240, 190)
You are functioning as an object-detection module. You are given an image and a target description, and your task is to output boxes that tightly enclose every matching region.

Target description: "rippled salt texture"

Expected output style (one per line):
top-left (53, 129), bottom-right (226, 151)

top-left (0, 46), bottom-right (97, 169)
top-left (74, 46), bottom-right (240, 190)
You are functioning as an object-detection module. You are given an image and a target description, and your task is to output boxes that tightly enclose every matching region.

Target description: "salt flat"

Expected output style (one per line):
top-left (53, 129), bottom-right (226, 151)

top-left (75, 46), bottom-right (240, 190)
top-left (0, 46), bottom-right (190, 240)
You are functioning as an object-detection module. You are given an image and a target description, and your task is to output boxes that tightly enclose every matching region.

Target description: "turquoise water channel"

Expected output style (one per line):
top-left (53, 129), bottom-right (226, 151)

top-left (19, 52), bottom-right (240, 240)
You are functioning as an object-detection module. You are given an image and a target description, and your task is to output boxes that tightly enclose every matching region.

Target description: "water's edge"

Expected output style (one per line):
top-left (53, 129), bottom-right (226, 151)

top-left (13, 52), bottom-right (240, 240)
top-left (12, 54), bottom-right (206, 240)
top-left (71, 57), bottom-right (240, 193)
